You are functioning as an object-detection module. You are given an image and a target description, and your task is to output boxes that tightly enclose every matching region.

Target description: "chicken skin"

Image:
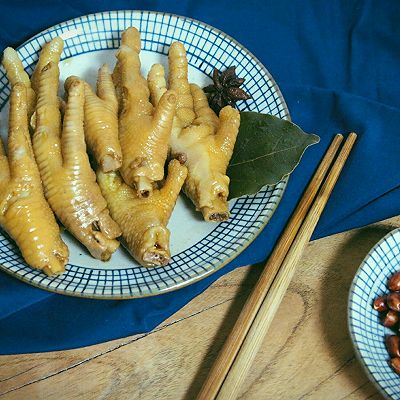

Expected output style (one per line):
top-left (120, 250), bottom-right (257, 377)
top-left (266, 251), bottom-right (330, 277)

top-left (33, 60), bottom-right (121, 260)
top-left (147, 42), bottom-right (241, 222)
top-left (3, 47), bottom-right (37, 118)
top-left (65, 65), bottom-right (122, 172)
top-left (97, 160), bottom-right (187, 267)
top-left (113, 27), bottom-right (177, 197)
top-left (3, 37), bottom-right (64, 121)
top-left (0, 83), bottom-right (68, 275)
top-left (30, 37), bottom-right (64, 93)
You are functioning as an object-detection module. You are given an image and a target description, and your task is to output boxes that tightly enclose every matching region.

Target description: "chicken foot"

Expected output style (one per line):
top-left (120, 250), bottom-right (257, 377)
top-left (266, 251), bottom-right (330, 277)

top-left (97, 160), bottom-right (187, 267)
top-left (113, 27), bottom-right (177, 197)
top-left (147, 42), bottom-right (240, 222)
top-left (65, 64), bottom-right (122, 172)
top-left (33, 61), bottom-right (121, 260)
top-left (0, 83), bottom-right (68, 275)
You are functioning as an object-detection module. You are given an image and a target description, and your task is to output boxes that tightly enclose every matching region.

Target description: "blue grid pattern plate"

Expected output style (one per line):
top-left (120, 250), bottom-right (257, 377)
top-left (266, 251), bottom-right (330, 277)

top-left (348, 228), bottom-right (400, 399)
top-left (0, 10), bottom-right (290, 299)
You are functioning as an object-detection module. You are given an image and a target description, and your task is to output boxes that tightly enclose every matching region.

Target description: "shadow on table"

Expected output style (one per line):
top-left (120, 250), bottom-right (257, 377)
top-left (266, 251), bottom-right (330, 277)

top-left (184, 221), bottom-right (396, 399)
top-left (320, 223), bottom-right (395, 400)
top-left (183, 262), bottom-right (264, 400)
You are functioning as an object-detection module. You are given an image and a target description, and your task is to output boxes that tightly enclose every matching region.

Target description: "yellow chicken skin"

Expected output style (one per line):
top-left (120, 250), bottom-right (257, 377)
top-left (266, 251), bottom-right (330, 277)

top-left (30, 37), bottom-right (64, 93)
top-left (147, 42), bottom-right (241, 222)
top-left (2, 47), bottom-right (36, 118)
top-left (33, 61), bottom-right (121, 261)
top-left (0, 83), bottom-right (68, 275)
top-left (65, 65), bottom-right (122, 172)
top-left (113, 27), bottom-right (177, 197)
top-left (2, 37), bottom-right (64, 121)
top-left (97, 160), bottom-right (187, 267)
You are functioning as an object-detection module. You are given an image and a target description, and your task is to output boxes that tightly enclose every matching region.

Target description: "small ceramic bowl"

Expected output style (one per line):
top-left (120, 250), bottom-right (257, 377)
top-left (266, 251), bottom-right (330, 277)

top-left (348, 227), bottom-right (400, 399)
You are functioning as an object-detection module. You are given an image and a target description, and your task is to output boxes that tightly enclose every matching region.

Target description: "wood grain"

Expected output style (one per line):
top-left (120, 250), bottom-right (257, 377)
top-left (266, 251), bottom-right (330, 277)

top-left (212, 133), bottom-right (356, 400)
top-left (1, 215), bottom-right (399, 400)
top-left (198, 133), bottom-right (345, 400)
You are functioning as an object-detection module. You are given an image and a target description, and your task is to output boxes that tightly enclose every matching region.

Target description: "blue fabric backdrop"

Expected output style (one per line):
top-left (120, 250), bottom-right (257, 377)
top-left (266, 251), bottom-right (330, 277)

top-left (0, 0), bottom-right (399, 354)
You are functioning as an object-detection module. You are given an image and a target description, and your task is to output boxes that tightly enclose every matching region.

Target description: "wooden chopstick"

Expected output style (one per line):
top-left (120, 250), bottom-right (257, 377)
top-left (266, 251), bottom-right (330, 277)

top-left (215, 132), bottom-right (357, 399)
top-left (196, 133), bottom-right (355, 400)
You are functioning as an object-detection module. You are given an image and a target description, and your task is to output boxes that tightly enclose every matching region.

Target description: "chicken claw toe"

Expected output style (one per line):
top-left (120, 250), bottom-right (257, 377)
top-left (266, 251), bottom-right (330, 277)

top-left (140, 226), bottom-right (170, 267)
top-left (2, 47), bottom-right (37, 118)
top-left (97, 160), bottom-right (187, 267)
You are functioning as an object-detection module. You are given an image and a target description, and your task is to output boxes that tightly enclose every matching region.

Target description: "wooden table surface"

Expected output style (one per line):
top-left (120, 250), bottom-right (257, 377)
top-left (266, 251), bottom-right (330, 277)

top-left (1, 216), bottom-right (399, 400)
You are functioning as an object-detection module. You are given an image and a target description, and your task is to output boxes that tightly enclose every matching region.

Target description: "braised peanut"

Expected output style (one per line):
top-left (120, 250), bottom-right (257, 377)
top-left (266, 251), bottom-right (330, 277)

top-left (383, 310), bottom-right (399, 327)
top-left (389, 271), bottom-right (400, 292)
top-left (373, 296), bottom-right (387, 312)
top-left (373, 271), bottom-right (400, 374)
top-left (387, 293), bottom-right (400, 312)
top-left (390, 357), bottom-right (400, 374)
top-left (386, 335), bottom-right (400, 357)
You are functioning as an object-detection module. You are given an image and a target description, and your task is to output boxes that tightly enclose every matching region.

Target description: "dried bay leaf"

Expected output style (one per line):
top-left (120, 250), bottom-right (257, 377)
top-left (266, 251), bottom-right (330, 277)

top-left (227, 112), bottom-right (320, 199)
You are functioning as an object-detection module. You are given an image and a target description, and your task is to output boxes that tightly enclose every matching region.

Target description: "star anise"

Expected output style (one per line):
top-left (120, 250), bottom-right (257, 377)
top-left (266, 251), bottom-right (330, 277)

top-left (203, 66), bottom-right (251, 114)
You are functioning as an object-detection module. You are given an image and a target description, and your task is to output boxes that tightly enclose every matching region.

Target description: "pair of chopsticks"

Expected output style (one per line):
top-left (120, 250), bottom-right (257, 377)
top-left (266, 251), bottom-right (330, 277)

top-left (196, 132), bottom-right (357, 400)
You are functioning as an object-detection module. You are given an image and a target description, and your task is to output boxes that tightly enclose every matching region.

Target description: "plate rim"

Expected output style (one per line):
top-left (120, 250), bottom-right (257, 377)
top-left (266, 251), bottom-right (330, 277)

top-left (348, 227), bottom-right (400, 400)
top-left (0, 10), bottom-right (291, 299)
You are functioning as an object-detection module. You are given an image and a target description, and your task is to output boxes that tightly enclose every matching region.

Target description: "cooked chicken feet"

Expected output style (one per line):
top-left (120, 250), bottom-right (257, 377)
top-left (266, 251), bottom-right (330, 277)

top-left (97, 160), bottom-right (187, 267)
top-left (33, 61), bottom-right (121, 260)
top-left (0, 84), bottom-right (68, 275)
top-left (148, 42), bottom-right (240, 221)
top-left (65, 65), bottom-right (122, 172)
top-left (113, 27), bottom-right (177, 197)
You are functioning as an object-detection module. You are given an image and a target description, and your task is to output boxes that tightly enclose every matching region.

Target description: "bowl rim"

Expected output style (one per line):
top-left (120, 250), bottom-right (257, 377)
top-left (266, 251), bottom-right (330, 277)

top-left (0, 9), bottom-right (291, 299)
top-left (348, 227), bottom-right (400, 400)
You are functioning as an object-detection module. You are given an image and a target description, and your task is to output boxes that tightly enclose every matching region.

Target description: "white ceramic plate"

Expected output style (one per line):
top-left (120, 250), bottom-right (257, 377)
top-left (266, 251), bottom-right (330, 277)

top-left (348, 228), bottom-right (400, 399)
top-left (0, 10), bottom-right (289, 298)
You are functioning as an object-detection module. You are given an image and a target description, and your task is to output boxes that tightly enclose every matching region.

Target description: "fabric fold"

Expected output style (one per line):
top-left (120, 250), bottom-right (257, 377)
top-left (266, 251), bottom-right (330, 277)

top-left (0, 0), bottom-right (399, 355)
